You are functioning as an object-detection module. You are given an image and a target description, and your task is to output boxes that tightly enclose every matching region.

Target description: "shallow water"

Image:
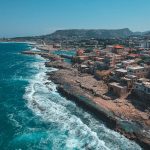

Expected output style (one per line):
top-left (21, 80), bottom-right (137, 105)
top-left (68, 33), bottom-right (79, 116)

top-left (0, 43), bottom-right (142, 150)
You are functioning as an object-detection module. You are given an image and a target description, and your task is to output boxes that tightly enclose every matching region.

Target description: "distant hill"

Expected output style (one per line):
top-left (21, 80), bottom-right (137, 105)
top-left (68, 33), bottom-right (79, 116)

top-left (46, 28), bottom-right (133, 39)
top-left (7, 28), bottom-right (150, 41)
top-left (143, 31), bottom-right (150, 36)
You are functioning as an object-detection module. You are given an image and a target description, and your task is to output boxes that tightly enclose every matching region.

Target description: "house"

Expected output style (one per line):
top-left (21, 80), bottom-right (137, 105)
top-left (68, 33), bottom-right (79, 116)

top-left (110, 68), bottom-right (127, 82)
top-left (94, 70), bottom-right (111, 80)
top-left (79, 64), bottom-right (90, 73)
top-left (112, 45), bottom-right (124, 54)
top-left (140, 40), bottom-right (150, 49)
top-left (94, 61), bottom-right (109, 71)
top-left (115, 69), bottom-right (127, 77)
top-left (73, 56), bottom-right (89, 63)
top-left (105, 45), bottom-right (114, 52)
top-left (114, 54), bottom-right (122, 63)
top-left (76, 49), bottom-right (85, 56)
top-left (94, 57), bottom-right (104, 62)
top-left (133, 78), bottom-right (150, 102)
top-left (127, 65), bottom-right (150, 78)
top-left (104, 53), bottom-right (116, 67)
top-left (53, 43), bottom-right (61, 49)
top-left (109, 82), bottom-right (127, 97)
top-left (128, 54), bottom-right (140, 59)
top-left (121, 75), bottom-right (137, 89)
top-left (121, 60), bottom-right (135, 69)
top-left (104, 53), bottom-right (123, 67)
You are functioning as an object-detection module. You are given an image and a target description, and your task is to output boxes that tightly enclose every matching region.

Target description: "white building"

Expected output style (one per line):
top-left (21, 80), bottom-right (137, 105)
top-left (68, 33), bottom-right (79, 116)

top-left (134, 78), bottom-right (150, 102)
top-left (140, 40), bottom-right (150, 49)
top-left (127, 66), bottom-right (150, 79)
top-left (122, 60), bottom-right (135, 68)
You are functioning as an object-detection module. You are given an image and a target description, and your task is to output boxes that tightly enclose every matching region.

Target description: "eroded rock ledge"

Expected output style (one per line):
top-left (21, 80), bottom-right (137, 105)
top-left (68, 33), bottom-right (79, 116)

top-left (46, 61), bottom-right (150, 150)
top-left (22, 51), bottom-right (150, 149)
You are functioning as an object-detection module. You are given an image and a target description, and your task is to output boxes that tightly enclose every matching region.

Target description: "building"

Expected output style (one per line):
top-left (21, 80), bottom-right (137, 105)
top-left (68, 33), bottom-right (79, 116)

top-left (79, 64), bottom-right (90, 73)
top-left (133, 78), bottom-right (150, 102)
top-left (94, 61), bottom-right (109, 71)
top-left (140, 40), bottom-right (150, 49)
top-left (112, 45), bottom-right (124, 54)
top-left (104, 53), bottom-right (122, 68)
top-left (115, 69), bottom-right (127, 77)
top-left (104, 54), bottom-right (115, 68)
top-left (128, 54), bottom-right (140, 59)
top-left (76, 49), bottom-right (85, 56)
top-left (121, 60), bottom-right (135, 69)
top-left (110, 68), bottom-right (127, 82)
top-left (73, 56), bottom-right (89, 63)
top-left (53, 43), bottom-right (61, 49)
top-left (121, 75), bottom-right (137, 89)
top-left (109, 82), bottom-right (127, 97)
top-left (115, 54), bottom-right (122, 63)
top-left (127, 65), bottom-right (150, 78)
top-left (105, 45), bottom-right (114, 52)
top-left (94, 57), bottom-right (104, 62)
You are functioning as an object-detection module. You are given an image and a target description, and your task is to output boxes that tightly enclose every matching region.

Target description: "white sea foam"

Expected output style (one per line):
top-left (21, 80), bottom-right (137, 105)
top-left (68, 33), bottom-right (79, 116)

top-left (8, 114), bottom-right (22, 129)
top-left (23, 60), bottom-right (142, 150)
top-left (31, 47), bottom-right (40, 52)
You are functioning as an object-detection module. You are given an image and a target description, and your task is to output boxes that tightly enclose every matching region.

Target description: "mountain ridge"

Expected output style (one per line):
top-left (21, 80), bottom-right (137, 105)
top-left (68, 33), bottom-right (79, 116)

top-left (46, 28), bottom-right (133, 39)
top-left (3, 28), bottom-right (150, 40)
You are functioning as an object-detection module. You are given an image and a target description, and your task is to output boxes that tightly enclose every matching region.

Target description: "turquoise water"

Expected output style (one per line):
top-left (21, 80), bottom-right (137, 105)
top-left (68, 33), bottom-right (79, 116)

top-left (53, 49), bottom-right (76, 56)
top-left (53, 50), bottom-right (76, 63)
top-left (0, 43), bottom-right (142, 150)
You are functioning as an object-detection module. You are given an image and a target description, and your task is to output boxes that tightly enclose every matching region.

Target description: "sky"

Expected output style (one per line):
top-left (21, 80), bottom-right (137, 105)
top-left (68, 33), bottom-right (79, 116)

top-left (0, 0), bottom-right (150, 37)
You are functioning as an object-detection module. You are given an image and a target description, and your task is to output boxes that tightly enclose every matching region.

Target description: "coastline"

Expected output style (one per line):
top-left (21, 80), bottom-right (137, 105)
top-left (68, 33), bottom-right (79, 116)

top-left (22, 47), bottom-right (150, 150)
top-left (46, 62), bottom-right (150, 150)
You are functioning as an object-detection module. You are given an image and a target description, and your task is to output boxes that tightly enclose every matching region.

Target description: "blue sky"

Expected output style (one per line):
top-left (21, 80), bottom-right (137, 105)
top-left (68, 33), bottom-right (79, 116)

top-left (0, 0), bottom-right (150, 37)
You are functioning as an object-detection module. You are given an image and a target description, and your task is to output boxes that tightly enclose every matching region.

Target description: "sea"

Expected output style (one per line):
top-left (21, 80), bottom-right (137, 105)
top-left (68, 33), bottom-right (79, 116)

top-left (0, 42), bottom-right (142, 150)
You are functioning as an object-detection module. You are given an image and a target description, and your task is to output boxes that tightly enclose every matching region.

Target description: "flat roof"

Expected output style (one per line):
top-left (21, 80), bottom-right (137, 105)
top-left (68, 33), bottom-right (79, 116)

top-left (127, 66), bottom-right (144, 70)
top-left (122, 77), bottom-right (131, 81)
top-left (125, 75), bottom-right (137, 78)
top-left (81, 64), bottom-right (88, 67)
top-left (116, 69), bottom-right (127, 73)
top-left (109, 82), bottom-right (127, 89)
top-left (144, 82), bottom-right (150, 88)
top-left (122, 60), bottom-right (135, 64)
top-left (136, 81), bottom-right (150, 88)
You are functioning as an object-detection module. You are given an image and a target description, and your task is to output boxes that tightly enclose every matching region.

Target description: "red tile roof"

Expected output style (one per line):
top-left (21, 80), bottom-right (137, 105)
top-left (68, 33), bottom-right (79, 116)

top-left (114, 45), bottom-right (124, 49)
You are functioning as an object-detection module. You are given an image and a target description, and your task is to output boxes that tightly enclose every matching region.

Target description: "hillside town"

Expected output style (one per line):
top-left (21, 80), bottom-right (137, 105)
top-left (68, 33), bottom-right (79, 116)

top-left (72, 40), bottom-right (150, 102)
top-left (21, 35), bottom-right (150, 110)
top-left (34, 36), bottom-right (150, 103)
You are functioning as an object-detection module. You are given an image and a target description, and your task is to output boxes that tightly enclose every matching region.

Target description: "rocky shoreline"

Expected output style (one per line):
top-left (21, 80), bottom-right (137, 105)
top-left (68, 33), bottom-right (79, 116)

top-left (22, 50), bottom-right (150, 149)
top-left (46, 61), bottom-right (150, 150)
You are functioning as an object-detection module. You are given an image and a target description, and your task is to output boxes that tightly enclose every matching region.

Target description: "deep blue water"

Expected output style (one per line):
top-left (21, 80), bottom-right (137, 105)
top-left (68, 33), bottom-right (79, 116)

top-left (0, 43), bottom-right (142, 150)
